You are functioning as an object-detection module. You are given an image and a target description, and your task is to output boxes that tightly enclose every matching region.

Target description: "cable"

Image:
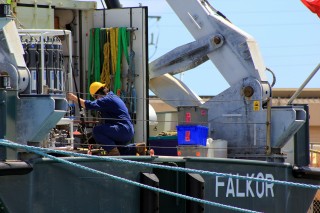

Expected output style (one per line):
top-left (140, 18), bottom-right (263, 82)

top-left (266, 67), bottom-right (276, 87)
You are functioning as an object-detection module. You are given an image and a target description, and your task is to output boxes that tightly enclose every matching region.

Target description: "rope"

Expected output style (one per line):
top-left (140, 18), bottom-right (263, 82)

top-left (121, 28), bottom-right (130, 63)
top-left (0, 139), bottom-right (259, 213)
top-left (114, 27), bottom-right (130, 96)
top-left (99, 28), bottom-right (106, 74)
top-left (87, 28), bottom-right (102, 99)
top-left (127, 30), bottom-right (136, 120)
top-left (0, 140), bottom-right (319, 191)
top-left (110, 28), bottom-right (118, 92)
top-left (94, 28), bottom-right (101, 83)
top-left (72, 57), bottom-right (88, 143)
top-left (114, 28), bottom-right (122, 95)
top-left (62, 113), bottom-right (287, 125)
top-left (68, 90), bottom-right (277, 104)
top-left (100, 29), bottom-right (111, 88)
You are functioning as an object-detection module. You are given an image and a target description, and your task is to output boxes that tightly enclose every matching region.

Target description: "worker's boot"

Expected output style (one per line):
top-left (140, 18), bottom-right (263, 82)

top-left (135, 142), bottom-right (146, 156)
top-left (107, 147), bottom-right (120, 156)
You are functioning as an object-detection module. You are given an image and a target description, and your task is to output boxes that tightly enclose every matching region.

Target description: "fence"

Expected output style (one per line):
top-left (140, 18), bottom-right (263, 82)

top-left (309, 191), bottom-right (320, 213)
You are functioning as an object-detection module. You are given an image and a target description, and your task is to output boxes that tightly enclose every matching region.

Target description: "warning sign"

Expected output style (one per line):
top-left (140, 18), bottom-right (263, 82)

top-left (185, 130), bottom-right (191, 141)
top-left (185, 112), bottom-right (191, 123)
top-left (253, 101), bottom-right (260, 111)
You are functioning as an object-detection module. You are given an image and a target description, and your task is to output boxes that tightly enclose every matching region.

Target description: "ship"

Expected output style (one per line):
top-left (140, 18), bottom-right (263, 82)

top-left (0, 0), bottom-right (319, 212)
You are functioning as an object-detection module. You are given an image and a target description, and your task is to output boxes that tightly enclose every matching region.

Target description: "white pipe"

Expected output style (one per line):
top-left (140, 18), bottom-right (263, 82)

top-left (40, 34), bottom-right (45, 93)
top-left (68, 29), bottom-right (73, 94)
top-left (18, 29), bottom-right (72, 36)
top-left (287, 63), bottom-right (320, 105)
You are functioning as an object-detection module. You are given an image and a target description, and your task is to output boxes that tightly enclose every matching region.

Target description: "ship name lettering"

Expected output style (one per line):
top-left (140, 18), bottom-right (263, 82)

top-left (215, 172), bottom-right (274, 198)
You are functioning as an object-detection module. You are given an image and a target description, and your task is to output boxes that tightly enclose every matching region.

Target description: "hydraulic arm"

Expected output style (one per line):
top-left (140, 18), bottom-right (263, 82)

top-left (149, 0), bottom-right (306, 161)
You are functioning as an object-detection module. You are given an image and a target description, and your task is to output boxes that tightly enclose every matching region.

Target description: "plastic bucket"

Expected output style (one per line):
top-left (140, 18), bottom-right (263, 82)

top-left (207, 138), bottom-right (228, 158)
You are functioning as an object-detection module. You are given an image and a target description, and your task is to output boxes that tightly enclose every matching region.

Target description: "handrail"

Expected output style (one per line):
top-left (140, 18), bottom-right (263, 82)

top-left (288, 63), bottom-right (320, 105)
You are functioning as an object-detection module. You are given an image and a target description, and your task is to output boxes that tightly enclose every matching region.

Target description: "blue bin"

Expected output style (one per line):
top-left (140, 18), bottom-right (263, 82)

top-left (176, 125), bottom-right (208, 146)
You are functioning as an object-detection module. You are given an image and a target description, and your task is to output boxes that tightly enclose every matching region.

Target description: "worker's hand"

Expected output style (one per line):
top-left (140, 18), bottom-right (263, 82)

top-left (67, 93), bottom-right (76, 101)
top-left (67, 93), bottom-right (85, 108)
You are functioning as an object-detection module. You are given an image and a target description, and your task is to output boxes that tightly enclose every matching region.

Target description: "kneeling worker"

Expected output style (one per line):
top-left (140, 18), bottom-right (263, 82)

top-left (67, 82), bottom-right (134, 156)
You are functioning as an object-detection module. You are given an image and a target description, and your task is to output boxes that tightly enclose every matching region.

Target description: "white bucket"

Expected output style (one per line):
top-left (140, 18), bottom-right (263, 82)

top-left (207, 138), bottom-right (228, 158)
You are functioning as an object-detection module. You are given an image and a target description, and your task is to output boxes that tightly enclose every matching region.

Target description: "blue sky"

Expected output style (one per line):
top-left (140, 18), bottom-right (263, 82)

top-left (98, 0), bottom-right (320, 95)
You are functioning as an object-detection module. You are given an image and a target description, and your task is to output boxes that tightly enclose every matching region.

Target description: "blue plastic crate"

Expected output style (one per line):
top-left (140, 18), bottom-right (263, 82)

top-left (176, 125), bottom-right (208, 146)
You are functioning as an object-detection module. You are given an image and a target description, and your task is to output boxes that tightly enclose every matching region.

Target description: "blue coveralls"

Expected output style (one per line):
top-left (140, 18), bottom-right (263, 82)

top-left (84, 91), bottom-right (134, 152)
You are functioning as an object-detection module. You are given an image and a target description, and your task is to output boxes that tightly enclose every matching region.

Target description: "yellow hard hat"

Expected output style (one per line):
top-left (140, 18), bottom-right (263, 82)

top-left (89, 82), bottom-right (105, 97)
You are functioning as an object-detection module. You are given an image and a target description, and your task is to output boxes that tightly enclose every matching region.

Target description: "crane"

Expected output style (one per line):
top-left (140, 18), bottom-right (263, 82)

top-left (149, 0), bottom-right (306, 160)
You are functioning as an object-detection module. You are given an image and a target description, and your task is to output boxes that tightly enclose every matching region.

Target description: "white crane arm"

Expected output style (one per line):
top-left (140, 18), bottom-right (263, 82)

top-left (165, 0), bottom-right (268, 86)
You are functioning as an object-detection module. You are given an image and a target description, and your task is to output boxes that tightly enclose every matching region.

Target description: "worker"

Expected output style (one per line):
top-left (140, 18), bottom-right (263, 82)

top-left (67, 82), bottom-right (134, 156)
